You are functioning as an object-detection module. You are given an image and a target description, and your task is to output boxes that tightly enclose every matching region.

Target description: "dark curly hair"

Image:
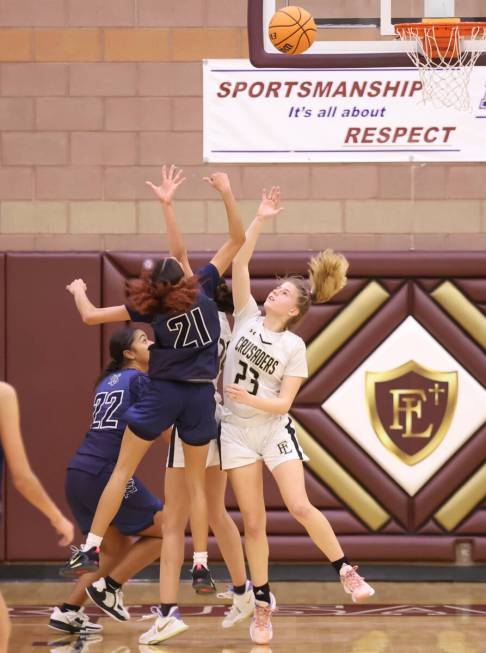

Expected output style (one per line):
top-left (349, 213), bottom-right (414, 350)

top-left (125, 258), bottom-right (199, 318)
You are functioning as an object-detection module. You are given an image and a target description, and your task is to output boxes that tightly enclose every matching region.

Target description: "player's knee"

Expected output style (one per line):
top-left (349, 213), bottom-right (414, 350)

top-left (208, 509), bottom-right (230, 534)
top-left (242, 511), bottom-right (266, 539)
top-left (161, 506), bottom-right (187, 534)
top-left (288, 500), bottom-right (313, 523)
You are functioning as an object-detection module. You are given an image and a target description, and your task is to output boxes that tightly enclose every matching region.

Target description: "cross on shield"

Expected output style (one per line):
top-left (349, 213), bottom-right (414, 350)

top-left (365, 361), bottom-right (458, 465)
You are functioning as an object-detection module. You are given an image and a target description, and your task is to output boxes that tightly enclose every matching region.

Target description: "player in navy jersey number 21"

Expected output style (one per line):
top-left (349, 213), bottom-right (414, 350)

top-left (53, 327), bottom-right (164, 632)
top-left (63, 165), bottom-right (245, 643)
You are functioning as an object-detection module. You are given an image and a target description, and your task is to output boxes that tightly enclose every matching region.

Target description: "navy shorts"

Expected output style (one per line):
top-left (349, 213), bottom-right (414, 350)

top-left (124, 379), bottom-right (217, 445)
top-left (65, 468), bottom-right (162, 536)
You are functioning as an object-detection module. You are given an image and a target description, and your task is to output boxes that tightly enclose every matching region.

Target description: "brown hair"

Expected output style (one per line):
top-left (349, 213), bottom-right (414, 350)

top-left (284, 249), bottom-right (349, 329)
top-left (125, 257), bottom-right (199, 318)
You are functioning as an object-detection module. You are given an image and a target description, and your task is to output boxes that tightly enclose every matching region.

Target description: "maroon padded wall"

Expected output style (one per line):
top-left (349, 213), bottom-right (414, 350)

top-left (0, 251), bottom-right (485, 562)
top-left (4, 254), bottom-right (101, 559)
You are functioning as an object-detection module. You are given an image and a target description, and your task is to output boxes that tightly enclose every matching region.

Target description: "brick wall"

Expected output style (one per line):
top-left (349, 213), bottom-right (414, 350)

top-left (0, 0), bottom-right (485, 251)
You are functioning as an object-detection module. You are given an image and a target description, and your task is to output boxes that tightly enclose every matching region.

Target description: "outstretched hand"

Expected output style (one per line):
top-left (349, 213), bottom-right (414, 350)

top-left (146, 164), bottom-right (186, 204)
top-left (66, 278), bottom-right (87, 295)
top-left (203, 172), bottom-right (232, 195)
top-left (257, 186), bottom-right (284, 221)
top-left (51, 514), bottom-right (74, 547)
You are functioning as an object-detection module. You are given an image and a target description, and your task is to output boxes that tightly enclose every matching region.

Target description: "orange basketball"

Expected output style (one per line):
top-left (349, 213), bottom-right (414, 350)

top-left (268, 5), bottom-right (316, 55)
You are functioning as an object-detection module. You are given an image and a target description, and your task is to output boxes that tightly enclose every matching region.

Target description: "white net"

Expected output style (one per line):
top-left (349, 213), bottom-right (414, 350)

top-left (396, 23), bottom-right (486, 111)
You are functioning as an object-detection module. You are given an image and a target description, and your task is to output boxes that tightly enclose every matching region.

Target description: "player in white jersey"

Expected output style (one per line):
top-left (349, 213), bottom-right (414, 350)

top-left (221, 187), bottom-right (375, 645)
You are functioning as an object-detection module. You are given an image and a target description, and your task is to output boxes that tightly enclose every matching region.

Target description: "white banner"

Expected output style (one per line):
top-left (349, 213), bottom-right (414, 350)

top-left (203, 59), bottom-right (486, 162)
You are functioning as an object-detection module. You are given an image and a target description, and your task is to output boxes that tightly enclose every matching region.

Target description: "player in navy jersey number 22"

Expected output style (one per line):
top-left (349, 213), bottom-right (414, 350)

top-left (53, 327), bottom-right (164, 632)
top-left (63, 165), bottom-right (245, 644)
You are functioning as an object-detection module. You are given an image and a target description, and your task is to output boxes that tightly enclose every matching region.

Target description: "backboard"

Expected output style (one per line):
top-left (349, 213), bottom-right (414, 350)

top-left (248, 0), bottom-right (486, 68)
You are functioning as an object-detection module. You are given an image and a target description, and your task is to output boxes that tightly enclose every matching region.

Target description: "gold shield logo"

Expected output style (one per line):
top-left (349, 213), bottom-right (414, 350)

top-left (365, 361), bottom-right (458, 465)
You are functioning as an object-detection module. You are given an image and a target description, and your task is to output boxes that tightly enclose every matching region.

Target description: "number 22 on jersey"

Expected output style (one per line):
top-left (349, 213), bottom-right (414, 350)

top-left (91, 391), bottom-right (124, 430)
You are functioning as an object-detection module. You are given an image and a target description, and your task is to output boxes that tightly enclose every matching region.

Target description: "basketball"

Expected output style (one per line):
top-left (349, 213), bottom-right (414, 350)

top-left (268, 5), bottom-right (317, 55)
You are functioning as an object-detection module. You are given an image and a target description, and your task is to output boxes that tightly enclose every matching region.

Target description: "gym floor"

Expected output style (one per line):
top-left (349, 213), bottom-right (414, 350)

top-left (4, 580), bottom-right (485, 652)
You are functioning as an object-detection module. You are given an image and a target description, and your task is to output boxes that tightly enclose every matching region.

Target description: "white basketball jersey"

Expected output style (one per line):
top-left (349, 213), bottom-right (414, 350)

top-left (222, 296), bottom-right (308, 426)
top-left (215, 312), bottom-right (232, 402)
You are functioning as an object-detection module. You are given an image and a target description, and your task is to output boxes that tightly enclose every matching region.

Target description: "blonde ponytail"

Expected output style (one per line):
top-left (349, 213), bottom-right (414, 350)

top-left (308, 249), bottom-right (349, 304)
top-left (284, 249), bottom-right (349, 330)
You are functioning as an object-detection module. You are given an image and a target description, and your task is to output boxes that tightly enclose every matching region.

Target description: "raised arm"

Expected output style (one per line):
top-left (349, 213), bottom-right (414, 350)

top-left (145, 164), bottom-right (193, 278)
top-left (0, 383), bottom-right (74, 545)
top-left (231, 186), bottom-right (284, 314)
top-left (203, 173), bottom-right (245, 276)
top-left (66, 279), bottom-right (129, 325)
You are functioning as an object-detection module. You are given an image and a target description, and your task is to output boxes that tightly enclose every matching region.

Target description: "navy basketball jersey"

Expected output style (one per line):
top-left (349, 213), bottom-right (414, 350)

top-left (126, 263), bottom-right (221, 382)
top-left (68, 368), bottom-right (149, 474)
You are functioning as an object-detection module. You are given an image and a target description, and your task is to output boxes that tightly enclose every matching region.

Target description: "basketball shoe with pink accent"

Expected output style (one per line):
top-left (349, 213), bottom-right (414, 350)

top-left (249, 593), bottom-right (276, 644)
top-left (339, 564), bottom-right (375, 603)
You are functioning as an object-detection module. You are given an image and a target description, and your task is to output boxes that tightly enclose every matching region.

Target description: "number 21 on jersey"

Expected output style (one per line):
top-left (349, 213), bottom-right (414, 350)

top-left (167, 307), bottom-right (212, 348)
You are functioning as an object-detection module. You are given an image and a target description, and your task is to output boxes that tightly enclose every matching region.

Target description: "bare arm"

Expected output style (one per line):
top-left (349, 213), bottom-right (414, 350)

top-left (225, 375), bottom-right (303, 415)
top-left (145, 165), bottom-right (193, 278)
top-left (231, 186), bottom-right (284, 314)
top-left (0, 383), bottom-right (74, 545)
top-left (204, 173), bottom-right (246, 276)
top-left (66, 279), bottom-right (129, 325)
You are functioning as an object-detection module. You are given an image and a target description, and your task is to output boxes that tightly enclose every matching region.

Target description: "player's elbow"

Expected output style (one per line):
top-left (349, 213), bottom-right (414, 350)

top-left (277, 395), bottom-right (294, 414)
top-left (276, 400), bottom-right (292, 415)
top-left (82, 312), bottom-right (98, 325)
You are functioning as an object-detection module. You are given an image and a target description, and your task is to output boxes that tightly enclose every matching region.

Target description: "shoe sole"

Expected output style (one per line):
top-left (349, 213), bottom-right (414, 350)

top-left (48, 622), bottom-right (80, 634)
top-left (85, 587), bottom-right (129, 622)
top-left (192, 581), bottom-right (217, 595)
top-left (351, 588), bottom-right (376, 604)
top-left (139, 623), bottom-right (189, 644)
top-left (48, 622), bottom-right (102, 634)
top-left (222, 612), bottom-right (254, 628)
top-left (59, 564), bottom-right (99, 578)
top-left (250, 631), bottom-right (273, 645)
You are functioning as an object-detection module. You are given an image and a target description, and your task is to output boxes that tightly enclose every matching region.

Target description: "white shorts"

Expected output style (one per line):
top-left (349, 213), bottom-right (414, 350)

top-left (220, 415), bottom-right (309, 472)
top-left (166, 428), bottom-right (221, 469)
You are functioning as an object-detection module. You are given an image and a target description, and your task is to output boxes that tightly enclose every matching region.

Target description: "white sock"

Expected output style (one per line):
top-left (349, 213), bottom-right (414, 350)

top-left (193, 551), bottom-right (208, 568)
top-left (82, 533), bottom-right (102, 551)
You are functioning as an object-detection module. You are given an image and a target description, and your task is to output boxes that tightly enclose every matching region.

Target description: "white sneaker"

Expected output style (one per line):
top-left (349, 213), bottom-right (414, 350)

top-left (138, 606), bottom-right (189, 644)
top-left (49, 606), bottom-right (103, 634)
top-left (218, 581), bottom-right (255, 628)
top-left (340, 564), bottom-right (375, 603)
top-left (86, 577), bottom-right (130, 621)
top-left (249, 593), bottom-right (277, 644)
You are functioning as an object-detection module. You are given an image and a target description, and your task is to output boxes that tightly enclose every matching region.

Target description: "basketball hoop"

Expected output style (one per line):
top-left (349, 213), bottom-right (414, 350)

top-left (395, 20), bottom-right (486, 110)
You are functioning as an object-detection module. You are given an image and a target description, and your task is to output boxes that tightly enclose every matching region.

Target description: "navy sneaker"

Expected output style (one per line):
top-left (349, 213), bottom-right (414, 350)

top-left (60, 546), bottom-right (99, 578)
top-left (191, 564), bottom-right (216, 594)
